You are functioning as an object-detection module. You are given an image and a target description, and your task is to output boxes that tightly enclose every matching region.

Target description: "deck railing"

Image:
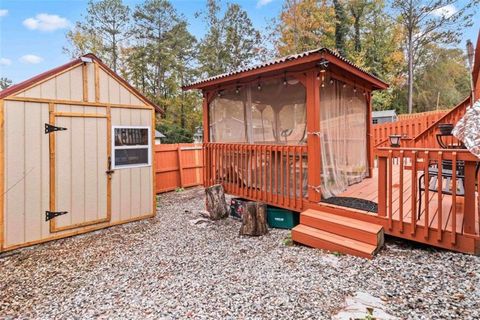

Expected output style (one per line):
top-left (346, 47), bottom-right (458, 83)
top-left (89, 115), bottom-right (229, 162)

top-left (204, 143), bottom-right (308, 211)
top-left (376, 147), bottom-right (480, 244)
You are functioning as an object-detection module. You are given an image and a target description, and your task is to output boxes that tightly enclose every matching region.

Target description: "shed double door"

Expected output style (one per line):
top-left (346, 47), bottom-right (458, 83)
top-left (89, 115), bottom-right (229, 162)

top-left (49, 107), bottom-right (111, 232)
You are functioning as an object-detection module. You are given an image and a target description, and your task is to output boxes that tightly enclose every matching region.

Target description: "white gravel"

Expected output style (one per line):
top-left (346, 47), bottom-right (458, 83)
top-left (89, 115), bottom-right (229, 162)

top-left (0, 187), bottom-right (479, 319)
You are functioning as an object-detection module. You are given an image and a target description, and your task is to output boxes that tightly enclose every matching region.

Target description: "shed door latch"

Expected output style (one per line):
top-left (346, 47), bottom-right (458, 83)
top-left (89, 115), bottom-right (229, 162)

top-left (45, 211), bottom-right (68, 221)
top-left (45, 123), bottom-right (67, 134)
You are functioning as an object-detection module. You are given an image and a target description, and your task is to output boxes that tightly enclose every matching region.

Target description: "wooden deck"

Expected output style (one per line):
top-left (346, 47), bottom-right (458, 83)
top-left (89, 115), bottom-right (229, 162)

top-left (339, 165), bottom-right (479, 235)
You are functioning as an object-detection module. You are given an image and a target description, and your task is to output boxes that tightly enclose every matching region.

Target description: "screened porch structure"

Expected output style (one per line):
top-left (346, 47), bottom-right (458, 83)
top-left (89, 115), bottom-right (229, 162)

top-left (185, 48), bottom-right (388, 210)
top-left (184, 40), bottom-right (480, 255)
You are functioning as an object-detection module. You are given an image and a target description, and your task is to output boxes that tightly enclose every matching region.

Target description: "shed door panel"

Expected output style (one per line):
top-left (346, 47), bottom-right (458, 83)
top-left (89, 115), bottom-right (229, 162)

top-left (52, 114), bottom-right (109, 231)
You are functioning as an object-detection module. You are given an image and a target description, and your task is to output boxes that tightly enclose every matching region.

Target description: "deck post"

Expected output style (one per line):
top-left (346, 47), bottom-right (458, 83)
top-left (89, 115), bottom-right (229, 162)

top-left (366, 92), bottom-right (373, 178)
top-left (306, 70), bottom-right (321, 203)
top-left (463, 161), bottom-right (476, 235)
top-left (377, 155), bottom-right (387, 217)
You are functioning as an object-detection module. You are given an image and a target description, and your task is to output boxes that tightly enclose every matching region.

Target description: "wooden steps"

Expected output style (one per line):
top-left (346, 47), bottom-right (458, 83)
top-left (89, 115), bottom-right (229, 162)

top-left (292, 209), bottom-right (384, 259)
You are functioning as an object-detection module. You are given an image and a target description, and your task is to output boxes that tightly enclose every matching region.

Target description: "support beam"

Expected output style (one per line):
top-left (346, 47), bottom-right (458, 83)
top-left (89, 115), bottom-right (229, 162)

top-left (306, 71), bottom-right (321, 203)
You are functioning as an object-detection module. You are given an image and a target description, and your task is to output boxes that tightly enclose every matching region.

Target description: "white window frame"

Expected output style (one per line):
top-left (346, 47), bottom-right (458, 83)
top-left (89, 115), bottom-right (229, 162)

top-left (112, 125), bottom-right (151, 169)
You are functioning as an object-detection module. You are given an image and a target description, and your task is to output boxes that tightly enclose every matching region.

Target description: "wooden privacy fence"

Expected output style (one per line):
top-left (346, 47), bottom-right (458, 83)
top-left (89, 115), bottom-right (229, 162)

top-left (154, 143), bottom-right (203, 193)
top-left (372, 109), bottom-right (448, 147)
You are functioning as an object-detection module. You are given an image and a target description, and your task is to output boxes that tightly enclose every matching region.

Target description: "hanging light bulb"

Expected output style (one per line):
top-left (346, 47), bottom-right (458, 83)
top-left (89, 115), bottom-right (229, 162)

top-left (283, 72), bottom-right (287, 86)
top-left (342, 83), bottom-right (346, 88)
top-left (329, 79), bottom-right (334, 85)
top-left (257, 82), bottom-right (262, 91)
top-left (353, 87), bottom-right (357, 93)
top-left (217, 90), bottom-right (223, 97)
top-left (235, 86), bottom-right (240, 94)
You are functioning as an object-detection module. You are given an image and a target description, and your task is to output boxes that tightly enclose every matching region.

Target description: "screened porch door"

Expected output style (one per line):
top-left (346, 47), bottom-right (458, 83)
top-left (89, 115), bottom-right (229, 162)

top-left (49, 109), bottom-right (110, 232)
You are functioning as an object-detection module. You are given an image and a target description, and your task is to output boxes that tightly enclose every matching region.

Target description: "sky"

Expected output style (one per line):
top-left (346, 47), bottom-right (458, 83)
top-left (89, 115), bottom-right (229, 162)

top-left (0, 0), bottom-right (479, 84)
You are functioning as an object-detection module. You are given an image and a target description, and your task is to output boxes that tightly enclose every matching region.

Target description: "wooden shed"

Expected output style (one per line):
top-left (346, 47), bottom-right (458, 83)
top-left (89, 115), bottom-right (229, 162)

top-left (0, 54), bottom-right (162, 252)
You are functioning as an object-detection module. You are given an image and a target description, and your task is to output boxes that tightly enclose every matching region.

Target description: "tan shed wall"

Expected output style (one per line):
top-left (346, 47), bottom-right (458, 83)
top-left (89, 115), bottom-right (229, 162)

top-left (2, 61), bottom-right (155, 251)
top-left (13, 63), bottom-right (145, 106)
top-left (110, 108), bottom-right (153, 222)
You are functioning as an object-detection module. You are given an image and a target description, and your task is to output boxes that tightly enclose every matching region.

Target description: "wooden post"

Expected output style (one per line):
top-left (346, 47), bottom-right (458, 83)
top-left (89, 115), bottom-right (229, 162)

top-left (463, 161), bottom-right (476, 235)
top-left (177, 144), bottom-right (184, 188)
top-left (306, 70), bottom-right (321, 203)
top-left (377, 155), bottom-right (387, 217)
top-left (82, 63), bottom-right (88, 102)
top-left (366, 92), bottom-right (373, 178)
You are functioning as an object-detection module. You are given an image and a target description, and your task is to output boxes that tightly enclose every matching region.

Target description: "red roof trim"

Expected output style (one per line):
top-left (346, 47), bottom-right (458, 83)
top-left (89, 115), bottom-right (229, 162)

top-left (0, 53), bottom-right (164, 114)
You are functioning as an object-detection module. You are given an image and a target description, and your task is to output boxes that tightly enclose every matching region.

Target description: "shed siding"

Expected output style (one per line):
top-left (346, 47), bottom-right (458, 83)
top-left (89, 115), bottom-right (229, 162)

top-left (13, 64), bottom-right (147, 106)
top-left (4, 101), bottom-right (50, 247)
top-left (110, 108), bottom-right (153, 223)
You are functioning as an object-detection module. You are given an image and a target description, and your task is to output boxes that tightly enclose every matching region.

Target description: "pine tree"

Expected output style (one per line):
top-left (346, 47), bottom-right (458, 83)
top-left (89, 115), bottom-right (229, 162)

top-left (65, 0), bottom-right (131, 72)
top-left (333, 0), bottom-right (349, 56)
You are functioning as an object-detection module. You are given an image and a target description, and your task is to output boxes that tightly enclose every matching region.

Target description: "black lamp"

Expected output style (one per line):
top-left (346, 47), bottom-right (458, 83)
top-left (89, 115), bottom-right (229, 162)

top-left (389, 134), bottom-right (401, 147)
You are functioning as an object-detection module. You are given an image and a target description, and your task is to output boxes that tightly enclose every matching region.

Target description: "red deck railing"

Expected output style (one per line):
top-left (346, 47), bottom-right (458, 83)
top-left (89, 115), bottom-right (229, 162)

top-left (204, 143), bottom-right (308, 211)
top-left (376, 147), bottom-right (480, 244)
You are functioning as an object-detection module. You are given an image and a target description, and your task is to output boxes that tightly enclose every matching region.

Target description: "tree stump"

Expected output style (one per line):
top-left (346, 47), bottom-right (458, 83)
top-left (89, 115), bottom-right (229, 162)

top-left (239, 201), bottom-right (269, 236)
top-left (205, 184), bottom-right (229, 220)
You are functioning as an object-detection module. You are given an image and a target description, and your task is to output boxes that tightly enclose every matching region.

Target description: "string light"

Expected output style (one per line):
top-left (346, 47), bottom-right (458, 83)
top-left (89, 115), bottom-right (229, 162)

top-left (283, 72), bottom-right (287, 86)
top-left (235, 86), bottom-right (240, 94)
top-left (257, 82), bottom-right (262, 91)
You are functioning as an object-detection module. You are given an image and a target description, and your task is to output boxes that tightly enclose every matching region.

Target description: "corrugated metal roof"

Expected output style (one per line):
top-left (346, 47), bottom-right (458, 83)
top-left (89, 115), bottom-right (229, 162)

top-left (372, 110), bottom-right (397, 118)
top-left (184, 47), bottom-right (387, 89)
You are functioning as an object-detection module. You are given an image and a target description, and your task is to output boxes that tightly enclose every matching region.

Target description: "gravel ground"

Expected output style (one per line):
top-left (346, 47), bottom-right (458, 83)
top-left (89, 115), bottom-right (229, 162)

top-left (0, 187), bottom-right (479, 319)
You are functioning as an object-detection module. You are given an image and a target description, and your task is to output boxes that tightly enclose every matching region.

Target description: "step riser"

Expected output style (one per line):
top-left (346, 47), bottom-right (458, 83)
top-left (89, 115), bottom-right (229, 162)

top-left (292, 229), bottom-right (374, 259)
top-left (300, 215), bottom-right (382, 246)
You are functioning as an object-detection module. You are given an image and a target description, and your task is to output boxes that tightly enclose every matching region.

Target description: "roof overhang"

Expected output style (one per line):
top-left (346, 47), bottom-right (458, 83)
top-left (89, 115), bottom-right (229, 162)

top-left (183, 48), bottom-right (389, 92)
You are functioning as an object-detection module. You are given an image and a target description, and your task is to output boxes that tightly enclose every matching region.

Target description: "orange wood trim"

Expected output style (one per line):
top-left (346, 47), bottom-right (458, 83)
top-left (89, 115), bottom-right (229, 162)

top-left (202, 94), bottom-right (210, 144)
top-left (4, 96), bottom-right (153, 110)
top-left (54, 112), bottom-right (108, 118)
top-left (48, 102), bottom-right (56, 233)
top-left (82, 63), bottom-right (88, 102)
top-left (94, 61), bottom-right (100, 102)
top-left (387, 150), bottom-right (393, 230)
top-left (464, 161), bottom-right (476, 235)
top-left (0, 100), bottom-right (4, 251)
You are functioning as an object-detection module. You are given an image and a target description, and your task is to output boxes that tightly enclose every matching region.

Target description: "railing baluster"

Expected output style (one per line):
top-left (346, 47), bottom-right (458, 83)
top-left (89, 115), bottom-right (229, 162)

top-left (411, 151), bottom-right (417, 236)
top-left (452, 152), bottom-right (457, 245)
top-left (287, 147), bottom-right (291, 207)
top-left (293, 147), bottom-right (298, 209)
top-left (399, 150), bottom-right (404, 233)
top-left (388, 150), bottom-right (393, 230)
top-left (280, 146), bottom-right (284, 205)
top-left (437, 151), bottom-right (443, 242)
top-left (269, 145), bottom-right (273, 203)
top-left (424, 151), bottom-right (430, 240)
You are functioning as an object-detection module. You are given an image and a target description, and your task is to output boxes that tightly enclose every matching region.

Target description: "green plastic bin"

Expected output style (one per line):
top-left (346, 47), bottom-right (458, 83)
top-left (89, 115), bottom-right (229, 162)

top-left (267, 206), bottom-right (299, 229)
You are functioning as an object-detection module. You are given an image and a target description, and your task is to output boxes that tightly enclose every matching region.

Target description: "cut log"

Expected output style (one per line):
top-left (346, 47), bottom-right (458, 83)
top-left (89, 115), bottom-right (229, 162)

top-left (205, 184), bottom-right (229, 220)
top-left (239, 201), bottom-right (269, 236)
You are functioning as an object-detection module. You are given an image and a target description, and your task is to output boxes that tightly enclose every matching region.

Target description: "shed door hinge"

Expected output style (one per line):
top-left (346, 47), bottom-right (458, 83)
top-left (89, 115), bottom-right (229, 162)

top-left (45, 123), bottom-right (67, 134)
top-left (307, 131), bottom-right (322, 137)
top-left (45, 211), bottom-right (68, 221)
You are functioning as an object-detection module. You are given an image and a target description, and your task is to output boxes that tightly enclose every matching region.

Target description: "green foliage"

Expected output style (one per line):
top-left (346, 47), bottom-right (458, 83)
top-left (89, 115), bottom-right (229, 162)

top-left (0, 77), bottom-right (12, 90)
top-left (283, 233), bottom-right (294, 246)
top-left (197, 0), bottom-right (261, 76)
top-left (157, 122), bottom-right (193, 143)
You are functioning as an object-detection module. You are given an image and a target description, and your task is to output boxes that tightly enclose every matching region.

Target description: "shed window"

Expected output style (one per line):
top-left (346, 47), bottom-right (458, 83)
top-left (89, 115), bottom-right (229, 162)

top-left (112, 126), bottom-right (151, 169)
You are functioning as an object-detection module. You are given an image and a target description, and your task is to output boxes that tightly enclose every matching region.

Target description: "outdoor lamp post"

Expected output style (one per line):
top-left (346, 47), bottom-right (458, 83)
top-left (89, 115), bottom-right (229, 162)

top-left (389, 134), bottom-right (402, 147)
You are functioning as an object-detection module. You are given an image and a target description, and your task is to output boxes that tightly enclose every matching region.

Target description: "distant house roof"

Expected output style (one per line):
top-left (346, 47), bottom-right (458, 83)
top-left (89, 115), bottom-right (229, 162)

top-left (183, 48), bottom-right (389, 91)
top-left (0, 53), bottom-right (164, 114)
top-left (372, 110), bottom-right (397, 118)
top-left (155, 130), bottom-right (166, 138)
